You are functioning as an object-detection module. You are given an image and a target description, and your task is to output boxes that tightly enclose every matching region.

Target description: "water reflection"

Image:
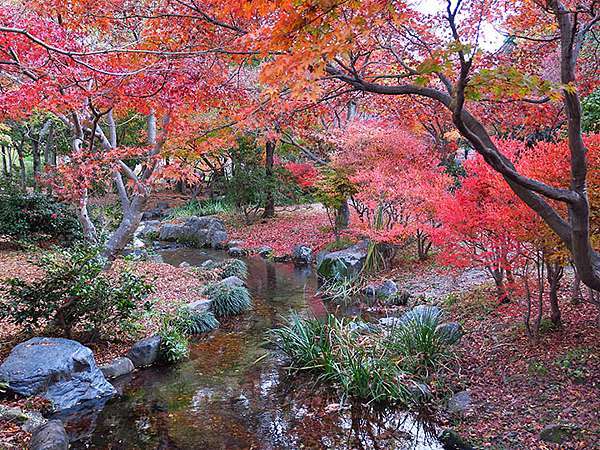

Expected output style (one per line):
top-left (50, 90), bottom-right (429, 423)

top-left (70, 248), bottom-right (441, 449)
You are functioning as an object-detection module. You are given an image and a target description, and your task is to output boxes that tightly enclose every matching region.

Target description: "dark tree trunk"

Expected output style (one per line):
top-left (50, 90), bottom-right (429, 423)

top-left (335, 200), bottom-right (350, 230)
top-left (546, 260), bottom-right (564, 327)
top-left (416, 229), bottom-right (432, 260)
top-left (488, 266), bottom-right (509, 302)
top-left (32, 139), bottom-right (41, 188)
top-left (571, 268), bottom-right (583, 304)
top-left (16, 140), bottom-right (26, 190)
top-left (262, 140), bottom-right (275, 219)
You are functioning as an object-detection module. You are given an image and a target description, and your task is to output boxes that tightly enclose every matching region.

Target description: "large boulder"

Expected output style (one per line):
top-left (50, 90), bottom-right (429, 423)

top-left (292, 245), bottom-right (313, 266)
top-left (137, 220), bottom-right (161, 239)
top-left (28, 420), bottom-right (69, 450)
top-left (142, 202), bottom-right (171, 221)
top-left (436, 322), bottom-right (463, 345)
top-left (186, 298), bottom-right (212, 315)
top-left (221, 275), bottom-right (245, 287)
top-left (158, 216), bottom-right (227, 248)
top-left (316, 241), bottom-right (369, 280)
top-left (0, 337), bottom-right (116, 411)
top-left (127, 335), bottom-right (162, 368)
top-left (99, 357), bottom-right (135, 380)
top-left (539, 424), bottom-right (578, 444)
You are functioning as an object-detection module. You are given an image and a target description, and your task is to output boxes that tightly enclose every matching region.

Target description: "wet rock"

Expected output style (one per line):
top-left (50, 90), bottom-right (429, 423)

top-left (29, 420), bottom-right (69, 450)
top-left (447, 391), bottom-right (471, 414)
top-left (363, 279), bottom-right (398, 298)
top-left (387, 289), bottom-right (412, 306)
top-left (273, 254), bottom-right (290, 262)
top-left (159, 216), bottom-right (227, 249)
top-left (0, 405), bottom-right (47, 433)
top-left (316, 241), bottom-right (369, 280)
top-left (257, 246), bottom-right (272, 258)
top-left (539, 424), bottom-right (578, 444)
top-left (436, 322), bottom-right (463, 345)
top-left (127, 335), bottom-right (162, 368)
top-left (186, 299), bottom-right (212, 314)
top-left (438, 429), bottom-right (474, 450)
top-left (100, 357), bottom-right (135, 380)
top-left (292, 245), bottom-right (312, 266)
top-left (0, 337), bottom-right (115, 411)
top-left (227, 240), bottom-right (244, 249)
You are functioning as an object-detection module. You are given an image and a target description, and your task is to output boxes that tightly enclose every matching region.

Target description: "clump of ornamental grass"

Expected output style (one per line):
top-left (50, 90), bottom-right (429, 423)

top-left (209, 283), bottom-right (252, 318)
top-left (383, 307), bottom-right (453, 377)
top-left (270, 313), bottom-right (414, 405)
top-left (175, 308), bottom-right (220, 335)
top-left (220, 258), bottom-right (248, 280)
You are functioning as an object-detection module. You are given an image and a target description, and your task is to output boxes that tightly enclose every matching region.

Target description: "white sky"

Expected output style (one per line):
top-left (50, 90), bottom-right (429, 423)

top-left (411, 0), bottom-right (505, 50)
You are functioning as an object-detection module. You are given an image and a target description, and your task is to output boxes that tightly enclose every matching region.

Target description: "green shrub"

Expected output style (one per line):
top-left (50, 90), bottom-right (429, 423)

top-left (0, 245), bottom-right (154, 339)
top-left (220, 259), bottom-right (248, 280)
top-left (0, 183), bottom-right (81, 242)
top-left (158, 321), bottom-right (190, 364)
top-left (175, 308), bottom-right (220, 335)
top-left (209, 284), bottom-right (252, 318)
top-left (168, 199), bottom-right (232, 219)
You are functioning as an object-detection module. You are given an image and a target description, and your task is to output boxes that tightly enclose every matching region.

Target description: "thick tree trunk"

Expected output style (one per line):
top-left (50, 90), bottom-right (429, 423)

top-left (336, 200), bottom-right (350, 230)
top-left (262, 140), bottom-right (275, 219)
top-left (103, 196), bottom-right (146, 260)
top-left (77, 190), bottom-right (98, 243)
top-left (488, 266), bottom-right (509, 302)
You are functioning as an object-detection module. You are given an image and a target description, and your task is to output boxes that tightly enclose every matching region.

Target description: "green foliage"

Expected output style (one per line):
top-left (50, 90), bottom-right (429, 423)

top-left (208, 283), bottom-right (252, 318)
top-left (168, 198), bottom-right (232, 219)
top-left (383, 308), bottom-right (452, 376)
top-left (363, 240), bottom-right (386, 274)
top-left (0, 245), bottom-right (154, 339)
top-left (324, 236), bottom-right (356, 252)
top-left (270, 313), bottom-right (413, 404)
top-left (175, 308), bottom-right (220, 335)
top-left (555, 348), bottom-right (589, 381)
top-left (220, 258), bottom-right (248, 280)
top-left (224, 136), bottom-right (301, 223)
top-left (0, 181), bottom-right (81, 242)
top-left (582, 88), bottom-right (600, 133)
top-left (314, 165), bottom-right (356, 211)
top-left (158, 316), bottom-right (190, 364)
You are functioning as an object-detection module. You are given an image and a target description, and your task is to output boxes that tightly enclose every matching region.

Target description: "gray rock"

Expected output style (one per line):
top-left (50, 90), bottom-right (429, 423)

top-left (228, 247), bottom-right (245, 257)
top-left (158, 216), bottom-right (227, 249)
top-left (436, 322), bottom-right (463, 344)
top-left (29, 420), bottom-right (68, 450)
top-left (179, 261), bottom-right (191, 268)
top-left (227, 240), bottom-right (244, 249)
top-left (127, 335), bottom-right (162, 368)
top-left (447, 391), bottom-right (471, 414)
top-left (221, 276), bottom-right (245, 287)
top-left (257, 246), bottom-right (272, 258)
top-left (99, 357), bottom-right (135, 380)
top-left (316, 241), bottom-right (369, 280)
top-left (0, 337), bottom-right (115, 411)
top-left (137, 220), bottom-right (161, 239)
top-left (539, 424), bottom-right (577, 444)
top-left (186, 299), bottom-right (212, 315)
top-left (22, 412), bottom-right (48, 433)
top-left (200, 259), bottom-right (216, 269)
top-left (292, 245), bottom-right (312, 266)
top-left (0, 405), bottom-right (48, 433)
top-left (409, 383), bottom-right (432, 400)
top-left (364, 279), bottom-right (398, 298)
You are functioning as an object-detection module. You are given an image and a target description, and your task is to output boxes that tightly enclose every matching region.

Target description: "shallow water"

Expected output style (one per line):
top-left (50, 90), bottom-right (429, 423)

top-left (68, 248), bottom-right (442, 449)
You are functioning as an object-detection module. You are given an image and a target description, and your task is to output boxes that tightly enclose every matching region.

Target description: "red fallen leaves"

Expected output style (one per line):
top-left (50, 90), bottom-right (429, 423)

top-left (447, 286), bottom-right (600, 448)
top-left (228, 205), bottom-right (333, 255)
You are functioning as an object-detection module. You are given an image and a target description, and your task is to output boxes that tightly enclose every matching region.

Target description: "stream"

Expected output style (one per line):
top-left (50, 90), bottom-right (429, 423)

top-left (66, 248), bottom-right (442, 449)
